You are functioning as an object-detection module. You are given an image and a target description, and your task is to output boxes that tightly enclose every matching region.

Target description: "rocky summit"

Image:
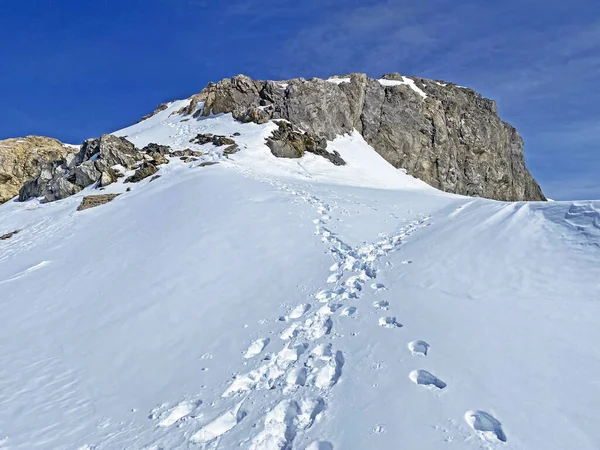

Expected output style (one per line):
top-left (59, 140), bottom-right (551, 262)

top-left (3, 69), bottom-right (600, 450)
top-left (180, 73), bottom-right (545, 201)
top-left (0, 72), bottom-right (545, 204)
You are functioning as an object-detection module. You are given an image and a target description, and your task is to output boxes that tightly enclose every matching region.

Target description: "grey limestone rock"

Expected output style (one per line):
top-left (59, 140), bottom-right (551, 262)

top-left (97, 134), bottom-right (141, 169)
top-left (74, 161), bottom-right (101, 188)
top-left (182, 73), bottom-right (544, 201)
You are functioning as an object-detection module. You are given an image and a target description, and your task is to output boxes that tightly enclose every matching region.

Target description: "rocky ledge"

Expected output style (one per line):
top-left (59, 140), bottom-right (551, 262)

top-left (179, 73), bottom-right (545, 201)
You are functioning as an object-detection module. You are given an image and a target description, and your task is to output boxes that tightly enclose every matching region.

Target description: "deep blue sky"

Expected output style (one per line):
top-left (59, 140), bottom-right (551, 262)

top-left (1, 0), bottom-right (599, 200)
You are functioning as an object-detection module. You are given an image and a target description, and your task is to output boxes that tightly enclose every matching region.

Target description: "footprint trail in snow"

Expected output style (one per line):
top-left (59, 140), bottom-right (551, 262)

top-left (140, 175), bottom-right (508, 447)
top-left (163, 179), bottom-right (432, 448)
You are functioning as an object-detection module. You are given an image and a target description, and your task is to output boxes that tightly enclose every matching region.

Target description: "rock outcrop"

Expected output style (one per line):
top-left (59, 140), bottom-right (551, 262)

top-left (18, 134), bottom-right (142, 203)
top-left (189, 133), bottom-right (239, 156)
top-left (0, 136), bottom-right (74, 204)
top-left (0, 229), bottom-right (20, 240)
top-left (266, 121), bottom-right (345, 166)
top-left (77, 194), bottom-right (121, 211)
top-left (180, 73), bottom-right (545, 201)
top-left (17, 136), bottom-right (172, 203)
top-left (124, 162), bottom-right (158, 183)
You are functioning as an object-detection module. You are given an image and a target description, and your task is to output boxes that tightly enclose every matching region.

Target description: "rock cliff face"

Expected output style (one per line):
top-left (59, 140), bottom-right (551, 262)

top-left (180, 73), bottom-right (545, 201)
top-left (0, 136), bottom-right (74, 204)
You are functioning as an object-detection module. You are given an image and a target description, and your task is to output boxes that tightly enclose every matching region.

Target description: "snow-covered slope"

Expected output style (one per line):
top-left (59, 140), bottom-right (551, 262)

top-left (0, 101), bottom-right (599, 450)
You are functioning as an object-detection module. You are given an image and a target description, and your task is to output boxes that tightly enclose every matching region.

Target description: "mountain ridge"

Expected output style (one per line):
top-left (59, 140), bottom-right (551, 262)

top-left (0, 71), bottom-right (545, 205)
top-left (169, 72), bottom-right (545, 201)
top-left (0, 75), bottom-right (599, 450)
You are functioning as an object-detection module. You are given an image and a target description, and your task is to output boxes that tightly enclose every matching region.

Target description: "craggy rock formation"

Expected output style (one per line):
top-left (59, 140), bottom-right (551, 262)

top-left (266, 121), bottom-right (345, 166)
top-left (19, 134), bottom-right (140, 202)
top-left (0, 136), bottom-right (74, 204)
top-left (180, 73), bottom-right (545, 201)
top-left (142, 143), bottom-right (170, 165)
top-left (18, 136), bottom-right (171, 203)
top-left (77, 194), bottom-right (120, 211)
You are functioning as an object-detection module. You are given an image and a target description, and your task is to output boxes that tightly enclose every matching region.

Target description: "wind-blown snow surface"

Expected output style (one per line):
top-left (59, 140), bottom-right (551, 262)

top-left (1, 100), bottom-right (599, 450)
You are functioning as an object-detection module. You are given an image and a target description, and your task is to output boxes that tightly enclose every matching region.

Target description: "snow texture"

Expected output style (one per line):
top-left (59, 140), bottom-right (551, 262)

top-left (0, 100), bottom-right (598, 449)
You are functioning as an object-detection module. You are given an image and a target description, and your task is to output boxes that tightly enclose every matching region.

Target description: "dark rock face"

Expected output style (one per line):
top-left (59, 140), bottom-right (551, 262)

top-left (181, 73), bottom-right (544, 201)
top-left (124, 162), bottom-right (158, 183)
top-left (77, 193), bottom-right (120, 211)
top-left (266, 121), bottom-right (346, 166)
top-left (1, 229), bottom-right (20, 240)
top-left (190, 133), bottom-right (236, 147)
top-left (19, 160), bottom-right (82, 202)
top-left (141, 143), bottom-right (172, 166)
top-left (223, 145), bottom-right (239, 155)
top-left (171, 149), bottom-right (203, 157)
top-left (190, 133), bottom-right (240, 155)
top-left (142, 143), bottom-right (171, 156)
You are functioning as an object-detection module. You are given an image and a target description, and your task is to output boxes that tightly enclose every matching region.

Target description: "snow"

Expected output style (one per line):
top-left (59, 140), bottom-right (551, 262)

top-left (325, 77), bottom-right (351, 85)
top-left (0, 101), bottom-right (599, 450)
top-left (378, 76), bottom-right (428, 98)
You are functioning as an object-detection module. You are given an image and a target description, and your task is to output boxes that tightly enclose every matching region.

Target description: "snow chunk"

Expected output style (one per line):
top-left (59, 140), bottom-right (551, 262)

top-left (377, 79), bottom-right (403, 87)
top-left (326, 77), bottom-right (351, 85)
top-left (378, 77), bottom-right (427, 99)
top-left (244, 338), bottom-right (270, 359)
top-left (191, 401), bottom-right (246, 443)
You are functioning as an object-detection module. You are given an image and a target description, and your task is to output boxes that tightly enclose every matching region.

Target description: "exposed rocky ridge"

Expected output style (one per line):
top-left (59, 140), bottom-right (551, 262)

top-left (18, 135), bottom-right (173, 203)
top-left (0, 136), bottom-right (74, 204)
top-left (179, 73), bottom-right (545, 201)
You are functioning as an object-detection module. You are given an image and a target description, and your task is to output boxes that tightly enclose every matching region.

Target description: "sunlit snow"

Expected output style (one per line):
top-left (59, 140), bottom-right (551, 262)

top-left (0, 99), bottom-right (598, 449)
